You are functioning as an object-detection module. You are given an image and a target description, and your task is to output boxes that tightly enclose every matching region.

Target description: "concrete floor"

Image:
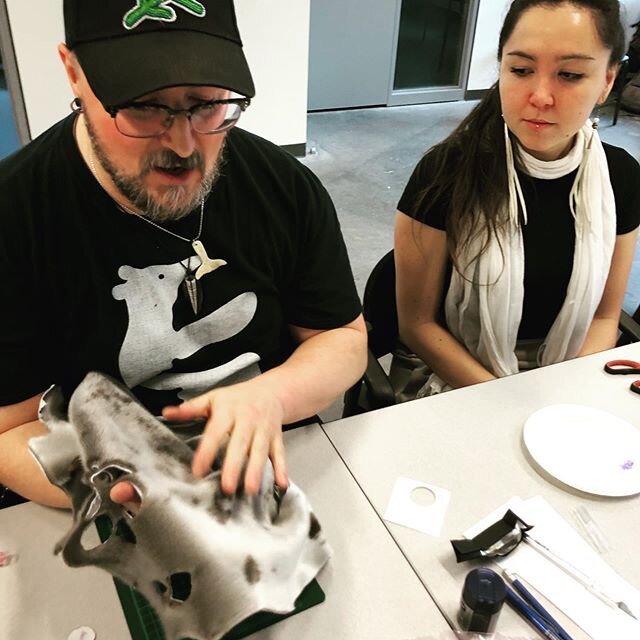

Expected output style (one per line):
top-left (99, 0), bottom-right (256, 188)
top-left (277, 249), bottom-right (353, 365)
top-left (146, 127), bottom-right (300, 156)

top-left (301, 100), bottom-right (640, 314)
top-left (301, 100), bottom-right (640, 420)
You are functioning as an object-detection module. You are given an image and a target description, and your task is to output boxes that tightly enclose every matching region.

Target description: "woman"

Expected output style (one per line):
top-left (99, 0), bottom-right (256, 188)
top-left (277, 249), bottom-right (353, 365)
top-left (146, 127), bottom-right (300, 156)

top-left (395, 0), bottom-right (640, 396)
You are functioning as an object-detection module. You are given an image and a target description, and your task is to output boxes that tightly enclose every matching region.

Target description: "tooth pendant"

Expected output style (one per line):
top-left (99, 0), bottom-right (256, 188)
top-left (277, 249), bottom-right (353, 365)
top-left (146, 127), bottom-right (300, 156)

top-left (181, 273), bottom-right (202, 315)
top-left (192, 240), bottom-right (227, 280)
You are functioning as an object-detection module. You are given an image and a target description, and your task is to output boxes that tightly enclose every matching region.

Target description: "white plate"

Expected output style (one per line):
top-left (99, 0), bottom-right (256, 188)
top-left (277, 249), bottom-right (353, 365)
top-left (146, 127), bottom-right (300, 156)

top-left (523, 404), bottom-right (640, 496)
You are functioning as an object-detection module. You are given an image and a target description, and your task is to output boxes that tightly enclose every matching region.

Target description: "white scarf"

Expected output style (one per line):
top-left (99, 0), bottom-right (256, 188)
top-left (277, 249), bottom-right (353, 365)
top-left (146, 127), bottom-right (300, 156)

top-left (421, 120), bottom-right (616, 396)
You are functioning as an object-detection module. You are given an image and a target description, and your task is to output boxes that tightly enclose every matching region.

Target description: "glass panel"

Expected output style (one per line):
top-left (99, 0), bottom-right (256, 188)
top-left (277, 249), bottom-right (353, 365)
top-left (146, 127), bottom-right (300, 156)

top-left (394, 0), bottom-right (470, 90)
top-left (0, 52), bottom-right (21, 160)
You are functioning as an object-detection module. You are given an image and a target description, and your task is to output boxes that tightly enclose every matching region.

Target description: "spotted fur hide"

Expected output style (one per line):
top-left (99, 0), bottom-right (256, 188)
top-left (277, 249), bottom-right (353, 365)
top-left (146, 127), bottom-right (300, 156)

top-left (29, 372), bottom-right (331, 640)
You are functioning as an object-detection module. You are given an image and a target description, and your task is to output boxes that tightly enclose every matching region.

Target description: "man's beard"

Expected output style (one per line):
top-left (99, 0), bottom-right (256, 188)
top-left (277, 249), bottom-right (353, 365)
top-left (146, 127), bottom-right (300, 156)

top-left (84, 114), bottom-right (224, 223)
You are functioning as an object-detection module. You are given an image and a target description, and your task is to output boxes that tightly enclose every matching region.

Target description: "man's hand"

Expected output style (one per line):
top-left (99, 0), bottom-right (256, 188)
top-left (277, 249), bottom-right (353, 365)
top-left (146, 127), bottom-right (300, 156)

top-left (109, 481), bottom-right (141, 514)
top-left (108, 317), bottom-right (367, 509)
top-left (163, 377), bottom-right (288, 496)
top-left (108, 377), bottom-right (287, 509)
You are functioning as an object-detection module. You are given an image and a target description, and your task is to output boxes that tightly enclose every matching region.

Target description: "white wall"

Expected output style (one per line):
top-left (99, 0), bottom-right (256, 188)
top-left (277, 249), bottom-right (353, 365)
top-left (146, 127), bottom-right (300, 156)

top-left (467, 0), bottom-right (640, 92)
top-left (622, 0), bottom-right (640, 42)
top-left (9, 0), bottom-right (640, 133)
top-left (235, 0), bottom-right (309, 146)
top-left (466, 0), bottom-right (509, 91)
top-left (5, 0), bottom-right (66, 139)
top-left (5, 0), bottom-right (309, 147)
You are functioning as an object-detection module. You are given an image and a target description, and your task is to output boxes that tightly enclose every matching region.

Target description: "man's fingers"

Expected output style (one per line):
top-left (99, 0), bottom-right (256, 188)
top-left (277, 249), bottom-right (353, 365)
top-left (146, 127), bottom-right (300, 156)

top-left (109, 481), bottom-right (141, 514)
top-left (191, 413), bottom-right (230, 478)
top-left (110, 481), bottom-right (137, 504)
top-left (243, 430), bottom-right (271, 496)
top-left (220, 421), bottom-right (254, 495)
top-left (163, 395), bottom-right (211, 421)
top-left (169, 384), bottom-right (287, 498)
top-left (270, 432), bottom-right (288, 490)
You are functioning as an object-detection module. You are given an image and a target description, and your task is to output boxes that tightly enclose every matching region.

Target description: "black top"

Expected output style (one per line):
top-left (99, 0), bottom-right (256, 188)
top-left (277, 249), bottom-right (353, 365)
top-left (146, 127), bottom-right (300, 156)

top-left (398, 142), bottom-right (640, 339)
top-left (0, 115), bottom-right (361, 411)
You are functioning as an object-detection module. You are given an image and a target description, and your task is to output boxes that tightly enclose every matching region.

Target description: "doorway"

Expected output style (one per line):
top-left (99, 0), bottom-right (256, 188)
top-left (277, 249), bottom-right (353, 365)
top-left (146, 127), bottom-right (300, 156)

top-left (308, 0), bottom-right (479, 110)
top-left (391, 0), bottom-right (477, 104)
top-left (308, 0), bottom-right (398, 110)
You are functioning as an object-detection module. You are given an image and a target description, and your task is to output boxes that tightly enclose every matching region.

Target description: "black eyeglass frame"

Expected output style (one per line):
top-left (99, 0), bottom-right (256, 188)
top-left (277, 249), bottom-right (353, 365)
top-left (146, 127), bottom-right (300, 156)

top-left (105, 97), bottom-right (251, 138)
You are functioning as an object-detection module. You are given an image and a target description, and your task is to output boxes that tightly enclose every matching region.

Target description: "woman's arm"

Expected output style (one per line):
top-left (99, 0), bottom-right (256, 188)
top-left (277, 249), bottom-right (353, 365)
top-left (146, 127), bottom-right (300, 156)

top-left (394, 211), bottom-right (496, 388)
top-left (578, 228), bottom-right (639, 356)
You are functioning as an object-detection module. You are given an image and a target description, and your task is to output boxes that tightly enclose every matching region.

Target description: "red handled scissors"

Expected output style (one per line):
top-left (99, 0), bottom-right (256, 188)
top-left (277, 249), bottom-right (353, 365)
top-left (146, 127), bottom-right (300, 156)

top-left (604, 360), bottom-right (640, 395)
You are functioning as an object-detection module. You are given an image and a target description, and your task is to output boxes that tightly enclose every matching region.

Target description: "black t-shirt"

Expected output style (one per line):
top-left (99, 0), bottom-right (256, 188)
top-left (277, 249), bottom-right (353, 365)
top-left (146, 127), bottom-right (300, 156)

top-left (398, 143), bottom-right (640, 339)
top-left (0, 115), bottom-right (361, 412)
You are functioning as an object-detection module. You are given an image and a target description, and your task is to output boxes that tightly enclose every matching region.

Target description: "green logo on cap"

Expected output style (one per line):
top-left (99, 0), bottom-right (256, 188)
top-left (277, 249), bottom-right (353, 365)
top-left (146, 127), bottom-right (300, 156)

top-left (123, 0), bottom-right (206, 30)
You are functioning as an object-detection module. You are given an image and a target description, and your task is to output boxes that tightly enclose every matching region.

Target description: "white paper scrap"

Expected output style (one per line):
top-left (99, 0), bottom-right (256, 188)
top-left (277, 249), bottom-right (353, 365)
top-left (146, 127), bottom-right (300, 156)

top-left (384, 476), bottom-right (450, 537)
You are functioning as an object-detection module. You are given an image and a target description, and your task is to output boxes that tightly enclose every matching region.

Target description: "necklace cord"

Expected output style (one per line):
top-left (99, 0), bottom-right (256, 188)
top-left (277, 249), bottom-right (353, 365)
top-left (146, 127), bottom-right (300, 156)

top-left (86, 151), bottom-right (205, 244)
top-left (84, 148), bottom-right (222, 316)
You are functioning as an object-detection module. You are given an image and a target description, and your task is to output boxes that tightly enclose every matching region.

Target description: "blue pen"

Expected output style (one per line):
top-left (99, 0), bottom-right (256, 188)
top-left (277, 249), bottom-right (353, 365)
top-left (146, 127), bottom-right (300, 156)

top-left (505, 585), bottom-right (564, 640)
top-left (503, 571), bottom-right (574, 640)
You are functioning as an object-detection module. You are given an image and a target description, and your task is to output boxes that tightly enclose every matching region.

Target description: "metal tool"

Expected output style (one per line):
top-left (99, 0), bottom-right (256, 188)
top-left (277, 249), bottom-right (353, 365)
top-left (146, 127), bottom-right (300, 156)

top-left (523, 535), bottom-right (639, 622)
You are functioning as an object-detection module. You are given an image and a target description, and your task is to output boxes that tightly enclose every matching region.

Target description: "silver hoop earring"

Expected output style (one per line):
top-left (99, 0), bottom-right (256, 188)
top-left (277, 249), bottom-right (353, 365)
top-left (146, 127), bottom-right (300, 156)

top-left (70, 97), bottom-right (83, 113)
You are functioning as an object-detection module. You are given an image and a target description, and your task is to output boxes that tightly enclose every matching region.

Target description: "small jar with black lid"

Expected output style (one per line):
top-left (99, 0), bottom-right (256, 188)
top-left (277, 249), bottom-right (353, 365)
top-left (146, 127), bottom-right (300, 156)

top-left (458, 567), bottom-right (506, 634)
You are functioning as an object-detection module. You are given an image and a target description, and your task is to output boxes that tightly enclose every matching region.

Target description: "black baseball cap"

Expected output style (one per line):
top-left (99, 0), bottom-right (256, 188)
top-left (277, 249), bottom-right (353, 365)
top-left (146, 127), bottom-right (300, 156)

top-left (64, 0), bottom-right (255, 108)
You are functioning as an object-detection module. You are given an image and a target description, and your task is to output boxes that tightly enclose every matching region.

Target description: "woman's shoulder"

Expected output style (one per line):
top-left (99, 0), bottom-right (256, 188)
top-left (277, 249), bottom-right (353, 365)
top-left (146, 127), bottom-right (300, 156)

top-left (410, 143), bottom-right (466, 179)
top-left (401, 143), bottom-right (467, 204)
top-left (398, 145), bottom-right (462, 229)
top-left (602, 142), bottom-right (640, 234)
top-left (602, 142), bottom-right (640, 179)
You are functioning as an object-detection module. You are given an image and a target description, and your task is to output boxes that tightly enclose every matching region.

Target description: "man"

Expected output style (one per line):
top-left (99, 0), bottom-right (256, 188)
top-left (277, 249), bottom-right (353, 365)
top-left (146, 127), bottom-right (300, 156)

top-left (0, 0), bottom-right (366, 508)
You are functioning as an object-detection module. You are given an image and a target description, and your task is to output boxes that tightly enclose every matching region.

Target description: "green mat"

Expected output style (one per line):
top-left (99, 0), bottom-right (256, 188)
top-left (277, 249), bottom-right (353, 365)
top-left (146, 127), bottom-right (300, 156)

top-left (95, 516), bottom-right (325, 640)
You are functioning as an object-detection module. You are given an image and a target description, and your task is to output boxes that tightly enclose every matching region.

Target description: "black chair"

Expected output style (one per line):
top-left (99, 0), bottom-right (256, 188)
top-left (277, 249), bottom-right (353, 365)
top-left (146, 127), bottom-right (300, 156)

top-left (343, 250), bottom-right (398, 417)
top-left (342, 249), bottom-right (640, 417)
top-left (0, 485), bottom-right (28, 510)
top-left (612, 54), bottom-right (630, 126)
top-left (617, 302), bottom-right (640, 346)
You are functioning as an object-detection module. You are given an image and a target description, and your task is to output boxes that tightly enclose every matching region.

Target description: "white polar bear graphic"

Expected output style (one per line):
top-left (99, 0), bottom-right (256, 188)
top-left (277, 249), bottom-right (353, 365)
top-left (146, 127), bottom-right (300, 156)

top-left (112, 259), bottom-right (260, 399)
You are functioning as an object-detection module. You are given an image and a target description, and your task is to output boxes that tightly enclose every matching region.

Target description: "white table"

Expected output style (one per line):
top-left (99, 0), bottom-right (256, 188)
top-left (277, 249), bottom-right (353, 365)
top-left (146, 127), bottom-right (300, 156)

top-left (0, 423), bottom-right (452, 640)
top-left (323, 344), bottom-right (640, 638)
top-left (0, 503), bottom-right (132, 640)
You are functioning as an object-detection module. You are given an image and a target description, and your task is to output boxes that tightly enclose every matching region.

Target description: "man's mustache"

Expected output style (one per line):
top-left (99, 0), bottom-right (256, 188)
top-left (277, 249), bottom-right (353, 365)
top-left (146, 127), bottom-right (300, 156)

top-left (140, 150), bottom-right (205, 174)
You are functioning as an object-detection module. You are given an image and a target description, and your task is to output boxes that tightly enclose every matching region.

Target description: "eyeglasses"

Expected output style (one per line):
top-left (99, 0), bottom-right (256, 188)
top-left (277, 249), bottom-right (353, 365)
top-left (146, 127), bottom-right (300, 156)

top-left (106, 97), bottom-right (251, 138)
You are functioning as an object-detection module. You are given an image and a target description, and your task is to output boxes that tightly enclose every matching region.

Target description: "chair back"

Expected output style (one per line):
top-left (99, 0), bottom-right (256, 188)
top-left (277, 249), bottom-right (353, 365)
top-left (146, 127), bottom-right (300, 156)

top-left (363, 250), bottom-right (398, 359)
top-left (617, 303), bottom-right (640, 346)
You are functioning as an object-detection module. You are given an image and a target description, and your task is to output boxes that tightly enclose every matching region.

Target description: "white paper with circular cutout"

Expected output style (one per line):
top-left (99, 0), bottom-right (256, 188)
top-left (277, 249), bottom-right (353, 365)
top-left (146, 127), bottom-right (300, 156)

top-left (523, 404), bottom-right (640, 496)
top-left (383, 477), bottom-right (451, 536)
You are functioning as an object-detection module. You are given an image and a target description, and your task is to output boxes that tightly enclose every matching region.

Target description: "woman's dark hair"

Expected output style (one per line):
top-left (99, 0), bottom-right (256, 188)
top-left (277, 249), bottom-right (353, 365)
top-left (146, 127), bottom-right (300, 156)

top-left (413, 0), bottom-right (625, 272)
top-left (501, 0), bottom-right (625, 65)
